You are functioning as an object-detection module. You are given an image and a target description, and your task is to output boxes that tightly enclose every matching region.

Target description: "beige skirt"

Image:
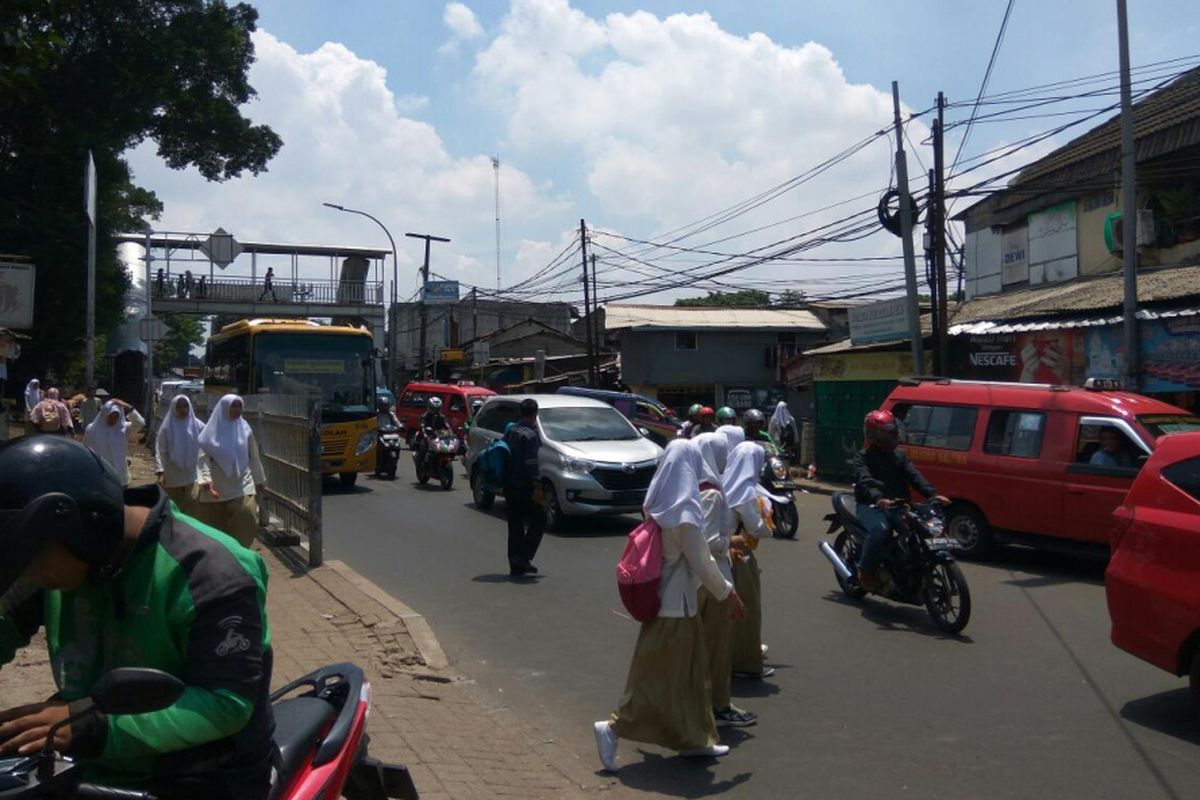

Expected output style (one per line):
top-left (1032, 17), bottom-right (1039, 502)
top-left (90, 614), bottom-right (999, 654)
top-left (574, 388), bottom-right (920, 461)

top-left (730, 551), bottom-right (764, 674)
top-left (165, 483), bottom-right (198, 517)
top-left (195, 495), bottom-right (259, 548)
top-left (610, 615), bottom-right (717, 752)
top-left (698, 586), bottom-right (734, 710)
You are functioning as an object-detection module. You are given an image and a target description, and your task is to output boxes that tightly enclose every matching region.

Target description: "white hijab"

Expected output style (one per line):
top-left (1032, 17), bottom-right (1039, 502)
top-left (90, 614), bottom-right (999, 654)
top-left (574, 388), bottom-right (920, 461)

top-left (718, 424), bottom-right (745, 454)
top-left (84, 401), bottom-right (129, 475)
top-left (643, 439), bottom-right (703, 529)
top-left (159, 394), bottom-right (203, 470)
top-left (723, 441), bottom-right (766, 508)
top-left (770, 401), bottom-right (794, 429)
top-left (24, 379), bottom-right (42, 412)
top-left (199, 394), bottom-right (253, 477)
top-left (694, 432), bottom-right (728, 488)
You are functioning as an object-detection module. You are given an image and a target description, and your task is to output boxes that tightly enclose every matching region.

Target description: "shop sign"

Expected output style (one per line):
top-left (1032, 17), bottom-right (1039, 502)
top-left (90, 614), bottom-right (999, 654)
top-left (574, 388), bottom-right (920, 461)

top-left (813, 351), bottom-right (931, 382)
top-left (1001, 224), bottom-right (1029, 285)
top-left (848, 297), bottom-right (911, 345)
top-left (783, 354), bottom-right (814, 387)
top-left (958, 331), bottom-right (1082, 384)
top-left (724, 385), bottom-right (787, 413)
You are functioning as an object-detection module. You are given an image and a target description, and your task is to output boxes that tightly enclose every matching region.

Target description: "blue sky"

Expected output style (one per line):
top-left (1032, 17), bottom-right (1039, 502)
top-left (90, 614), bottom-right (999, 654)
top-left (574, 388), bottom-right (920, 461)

top-left (129, 0), bottom-right (1200, 305)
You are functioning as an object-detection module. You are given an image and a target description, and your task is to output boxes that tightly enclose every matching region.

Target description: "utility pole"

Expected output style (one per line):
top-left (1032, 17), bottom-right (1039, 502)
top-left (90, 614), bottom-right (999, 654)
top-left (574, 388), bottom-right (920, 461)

top-left (143, 230), bottom-right (153, 419)
top-left (579, 219), bottom-right (596, 385)
top-left (581, 223), bottom-right (596, 386)
top-left (590, 253), bottom-right (601, 381)
top-left (406, 232), bottom-right (451, 380)
top-left (472, 288), bottom-right (482, 383)
top-left (1117, 0), bottom-right (1139, 389)
top-left (932, 91), bottom-right (949, 375)
top-left (84, 152), bottom-right (97, 388)
top-left (892, 81), bottom-right (925, 375)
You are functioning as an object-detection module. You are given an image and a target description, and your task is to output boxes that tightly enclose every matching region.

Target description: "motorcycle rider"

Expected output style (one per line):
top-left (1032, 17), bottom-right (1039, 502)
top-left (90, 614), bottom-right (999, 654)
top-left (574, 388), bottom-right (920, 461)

top-left (853, 409), bottom-right (948, 592)
top-left (742, 408), bottom-right (775, 447)
top-left (417, 396), bottom-right (451, 467)
top-left (694, 406), bottom-right (717, 437)
top-left (679, 404), bottom-right (704, 439)
top-left (715, 407), bottom-right (737, 427)
top-left (0, 436), bottom-right (274, 799)
top-left (377, 396), bottom-right (401, 431)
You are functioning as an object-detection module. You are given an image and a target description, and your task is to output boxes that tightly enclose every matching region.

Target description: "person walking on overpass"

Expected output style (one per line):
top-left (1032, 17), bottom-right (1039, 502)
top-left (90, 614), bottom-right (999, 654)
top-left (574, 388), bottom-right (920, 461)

top-left (258, 268), bottom-right (277, 302)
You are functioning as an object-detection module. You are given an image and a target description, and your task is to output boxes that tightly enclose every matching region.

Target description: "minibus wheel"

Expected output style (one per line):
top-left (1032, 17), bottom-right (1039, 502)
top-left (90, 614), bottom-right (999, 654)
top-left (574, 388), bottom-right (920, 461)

top-left (946, 504), bottom-right (992, 560)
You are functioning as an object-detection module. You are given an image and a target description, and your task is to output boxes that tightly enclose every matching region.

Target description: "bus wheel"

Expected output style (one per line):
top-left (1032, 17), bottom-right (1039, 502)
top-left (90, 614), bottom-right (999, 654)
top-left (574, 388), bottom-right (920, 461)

top-left (339, 472), bottom-right (359, 489)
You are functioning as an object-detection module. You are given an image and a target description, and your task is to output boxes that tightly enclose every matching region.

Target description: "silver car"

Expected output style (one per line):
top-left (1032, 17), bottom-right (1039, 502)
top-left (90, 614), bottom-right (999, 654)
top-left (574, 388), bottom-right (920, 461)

top-left (464, 394), bottom-right (664, 529)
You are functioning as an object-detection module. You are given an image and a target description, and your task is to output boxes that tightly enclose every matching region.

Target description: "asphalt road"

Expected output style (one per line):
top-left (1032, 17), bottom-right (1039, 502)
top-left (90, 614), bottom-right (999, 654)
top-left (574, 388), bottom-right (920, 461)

top-left (323, 458), bottom-right (1200, 799)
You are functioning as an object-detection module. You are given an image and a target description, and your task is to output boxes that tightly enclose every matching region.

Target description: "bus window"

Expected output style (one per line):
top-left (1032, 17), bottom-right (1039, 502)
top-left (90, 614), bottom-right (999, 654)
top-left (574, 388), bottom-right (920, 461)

top-left (252, 333), bottom-right (374, 414)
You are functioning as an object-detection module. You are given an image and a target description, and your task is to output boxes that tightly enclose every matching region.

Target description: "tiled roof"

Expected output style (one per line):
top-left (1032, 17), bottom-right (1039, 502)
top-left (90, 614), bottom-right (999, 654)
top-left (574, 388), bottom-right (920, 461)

top-left (949, 264), bottom-right (1200, 325)
top-left (605, 303), bottom-right (825, 331)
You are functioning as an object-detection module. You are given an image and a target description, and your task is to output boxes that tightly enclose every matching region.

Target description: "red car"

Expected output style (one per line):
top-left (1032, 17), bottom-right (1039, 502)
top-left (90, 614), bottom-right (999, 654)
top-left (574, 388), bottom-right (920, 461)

top-left (1105, 431), bottom-right (1200, 706)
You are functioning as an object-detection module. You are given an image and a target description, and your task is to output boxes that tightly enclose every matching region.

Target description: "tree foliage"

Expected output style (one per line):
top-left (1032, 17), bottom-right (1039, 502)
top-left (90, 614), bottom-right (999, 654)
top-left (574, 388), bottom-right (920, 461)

top-left (0, 1), bottom-right (281, 386)
top-left (154, 313), bottom-right (207, 371)
top-left (675, 290), bottom-right (771, 308)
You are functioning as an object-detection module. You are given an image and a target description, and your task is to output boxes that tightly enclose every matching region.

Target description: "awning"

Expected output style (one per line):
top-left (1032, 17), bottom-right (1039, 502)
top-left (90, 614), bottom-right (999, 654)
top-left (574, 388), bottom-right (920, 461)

top-left (949, 306), bottom-right (1200, 336)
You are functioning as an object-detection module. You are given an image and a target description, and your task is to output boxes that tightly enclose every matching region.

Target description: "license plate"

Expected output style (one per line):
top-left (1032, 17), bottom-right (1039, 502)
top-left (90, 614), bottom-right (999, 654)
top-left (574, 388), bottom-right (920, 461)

top-left (927, 537), bottom-right (956, 550)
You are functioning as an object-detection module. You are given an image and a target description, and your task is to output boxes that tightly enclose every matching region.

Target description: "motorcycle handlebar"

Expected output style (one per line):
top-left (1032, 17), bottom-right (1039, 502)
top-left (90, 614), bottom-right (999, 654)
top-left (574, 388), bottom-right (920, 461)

top-left (76, 785), bottom-right (157, 800)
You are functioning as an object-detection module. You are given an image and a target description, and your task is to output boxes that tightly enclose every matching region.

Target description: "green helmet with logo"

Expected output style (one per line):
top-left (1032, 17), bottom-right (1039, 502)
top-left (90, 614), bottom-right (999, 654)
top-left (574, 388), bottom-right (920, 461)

top-left (716, 406), bottom-right (737, 423)
top-left (687, 403), bottom-right (703, 418)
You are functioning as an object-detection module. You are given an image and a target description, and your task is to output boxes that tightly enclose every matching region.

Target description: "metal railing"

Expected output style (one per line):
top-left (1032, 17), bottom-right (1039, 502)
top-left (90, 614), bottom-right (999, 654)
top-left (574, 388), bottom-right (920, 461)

top-left (155, 392), bottom-right (324, 567)
top-left (151, 276), bottom-right (383, 306)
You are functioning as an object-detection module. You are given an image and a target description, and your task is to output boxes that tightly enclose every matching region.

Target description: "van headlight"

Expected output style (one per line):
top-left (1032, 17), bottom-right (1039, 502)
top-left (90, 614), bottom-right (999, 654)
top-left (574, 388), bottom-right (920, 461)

top-left (560, 454), bottom-right (597, 474)
top-left (355, 431), bottom-right (376, 456)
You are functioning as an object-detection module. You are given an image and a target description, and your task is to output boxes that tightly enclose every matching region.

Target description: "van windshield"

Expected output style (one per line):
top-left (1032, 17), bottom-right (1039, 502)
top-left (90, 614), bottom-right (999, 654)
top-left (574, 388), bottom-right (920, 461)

top-left (1138, 414), bottom-right (1200, 438)
top-left (540, 406), bottom-right (639, 442)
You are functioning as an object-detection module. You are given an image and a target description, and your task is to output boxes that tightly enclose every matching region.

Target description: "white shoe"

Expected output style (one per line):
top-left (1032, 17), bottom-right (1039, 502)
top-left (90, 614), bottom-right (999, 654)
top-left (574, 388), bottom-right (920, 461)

top-left (761, 643), bottom-right (769, 656)
top-left (593, 720), bottom-right (619, 772)
top-left (679, 744), bottom-right (730, 758)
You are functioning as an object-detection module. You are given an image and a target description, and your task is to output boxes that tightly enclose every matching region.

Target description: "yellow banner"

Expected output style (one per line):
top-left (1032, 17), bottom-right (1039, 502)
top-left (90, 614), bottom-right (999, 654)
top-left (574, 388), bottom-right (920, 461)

top-left (813, 351), bottom-right (931, 382)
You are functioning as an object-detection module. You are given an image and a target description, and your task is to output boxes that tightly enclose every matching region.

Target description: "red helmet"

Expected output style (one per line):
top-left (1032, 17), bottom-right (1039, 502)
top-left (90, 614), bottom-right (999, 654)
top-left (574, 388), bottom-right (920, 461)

top-left (864, 409), bottom-right (900, 450)
top-left (699, 406), bottom-right (715, 419)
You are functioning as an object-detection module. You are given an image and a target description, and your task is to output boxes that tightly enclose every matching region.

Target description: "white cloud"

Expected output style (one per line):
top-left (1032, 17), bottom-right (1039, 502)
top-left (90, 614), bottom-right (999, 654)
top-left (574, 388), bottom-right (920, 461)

top-left (127, 30), bottom-right (565, 297)
top-left (440, 3), bottom-right (485, 55)
top-left (472, 1), bottom-right (930, 299)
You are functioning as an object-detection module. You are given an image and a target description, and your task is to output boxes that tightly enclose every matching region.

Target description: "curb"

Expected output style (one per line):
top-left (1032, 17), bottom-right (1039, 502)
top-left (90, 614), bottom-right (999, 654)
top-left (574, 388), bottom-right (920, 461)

top-left (323, 560), bottom-right (450, 671)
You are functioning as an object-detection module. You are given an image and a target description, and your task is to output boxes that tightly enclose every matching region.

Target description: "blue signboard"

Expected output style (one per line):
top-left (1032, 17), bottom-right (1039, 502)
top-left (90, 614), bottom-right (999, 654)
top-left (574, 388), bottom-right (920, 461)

top-left (422, 280), bottom-right (459, 304)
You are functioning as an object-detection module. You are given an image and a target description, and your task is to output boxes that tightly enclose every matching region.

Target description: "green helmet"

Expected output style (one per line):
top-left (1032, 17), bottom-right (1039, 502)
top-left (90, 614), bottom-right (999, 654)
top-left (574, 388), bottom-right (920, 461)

top-left (687, 403), bottom-right (703, 417)
top-left (716, 406), bottom-right (737, 423)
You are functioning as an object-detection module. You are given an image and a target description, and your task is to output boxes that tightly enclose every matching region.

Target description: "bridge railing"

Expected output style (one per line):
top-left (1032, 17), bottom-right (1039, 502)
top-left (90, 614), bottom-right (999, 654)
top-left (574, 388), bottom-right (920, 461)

top-left (151, 275), bottom-right (383, 306)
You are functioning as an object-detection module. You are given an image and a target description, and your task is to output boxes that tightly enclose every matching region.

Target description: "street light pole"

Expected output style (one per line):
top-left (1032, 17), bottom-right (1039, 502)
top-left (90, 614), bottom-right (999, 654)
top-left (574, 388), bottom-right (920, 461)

top-left (323, 203), bottom-right (398, 390)
top-left (405, 232), bottom-right (451, 380)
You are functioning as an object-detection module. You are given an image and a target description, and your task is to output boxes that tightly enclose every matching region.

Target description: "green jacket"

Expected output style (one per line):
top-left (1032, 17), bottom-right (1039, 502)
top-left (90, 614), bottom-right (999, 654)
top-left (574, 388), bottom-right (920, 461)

top-left (0, 486), bottom-right (274, 791)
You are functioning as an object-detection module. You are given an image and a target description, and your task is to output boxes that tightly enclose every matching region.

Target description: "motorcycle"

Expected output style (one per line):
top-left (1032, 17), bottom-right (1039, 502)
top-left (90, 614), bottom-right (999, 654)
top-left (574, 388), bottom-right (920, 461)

top-left (412, 428), bottom-right (457, 491)
top-left (375, 423), bottom-right (402, 481)
top-left (759, 444), bottom-right (799, 539)
top-left (818, 494), bottom-right (972, 634)
top-left (0, 664), bottom-right (417, 800)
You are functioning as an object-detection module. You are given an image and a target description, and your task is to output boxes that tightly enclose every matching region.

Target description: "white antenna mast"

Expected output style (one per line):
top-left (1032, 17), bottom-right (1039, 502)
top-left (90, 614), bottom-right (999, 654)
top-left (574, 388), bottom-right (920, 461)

top-left (492, 154), bottom-right (501, 290)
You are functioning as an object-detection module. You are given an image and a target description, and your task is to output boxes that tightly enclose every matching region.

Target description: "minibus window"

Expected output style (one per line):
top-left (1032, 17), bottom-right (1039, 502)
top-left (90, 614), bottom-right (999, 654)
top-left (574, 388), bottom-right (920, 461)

top-left (985, 411), bottom-right (1046, 458)
top-left (901, 404), bottom-right (977, 451)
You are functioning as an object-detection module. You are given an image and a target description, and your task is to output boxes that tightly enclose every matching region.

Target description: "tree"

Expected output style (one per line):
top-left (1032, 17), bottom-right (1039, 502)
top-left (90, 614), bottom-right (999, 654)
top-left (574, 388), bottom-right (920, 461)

top-left (775, 289), bottom-right (807, 307)
top-left (675, 290), bottom-right (771, 307)
top-left (154, 313), bottom-right (207, 371)
top-left (0, 1), bottom-right (281, 386)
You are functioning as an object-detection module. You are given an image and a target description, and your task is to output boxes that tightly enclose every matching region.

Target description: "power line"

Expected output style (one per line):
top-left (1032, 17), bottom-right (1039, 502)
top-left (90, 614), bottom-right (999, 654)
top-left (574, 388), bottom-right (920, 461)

top-left (949, 0), bottom-right (1016, 177)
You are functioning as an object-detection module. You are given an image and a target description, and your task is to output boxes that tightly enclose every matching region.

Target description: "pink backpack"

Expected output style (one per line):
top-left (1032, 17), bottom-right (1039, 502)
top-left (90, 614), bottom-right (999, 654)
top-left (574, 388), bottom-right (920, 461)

top-left (616, 518), bottom-right (663, 623)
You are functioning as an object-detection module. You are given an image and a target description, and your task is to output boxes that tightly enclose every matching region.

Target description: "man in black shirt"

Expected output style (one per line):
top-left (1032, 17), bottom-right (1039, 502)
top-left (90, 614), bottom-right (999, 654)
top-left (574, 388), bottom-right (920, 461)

top-left (503, 398), bottom-right (544, 576)
top-left (852, 409), bottom-right (947, 591)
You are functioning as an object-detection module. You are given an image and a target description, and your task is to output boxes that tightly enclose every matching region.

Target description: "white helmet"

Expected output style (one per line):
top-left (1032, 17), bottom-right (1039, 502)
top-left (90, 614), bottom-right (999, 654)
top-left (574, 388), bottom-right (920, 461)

top-left (428, 397), bottom-right (443, 411)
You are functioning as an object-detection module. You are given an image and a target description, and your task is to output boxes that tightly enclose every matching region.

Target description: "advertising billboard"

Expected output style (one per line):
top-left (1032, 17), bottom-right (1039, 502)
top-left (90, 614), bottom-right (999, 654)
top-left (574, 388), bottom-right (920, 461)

top-left (0, 262), bottom-right (36, 330)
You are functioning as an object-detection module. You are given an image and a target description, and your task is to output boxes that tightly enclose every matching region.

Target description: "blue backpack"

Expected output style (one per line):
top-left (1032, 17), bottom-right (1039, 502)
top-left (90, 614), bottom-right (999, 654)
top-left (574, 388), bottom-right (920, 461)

top-left (478, 437), bottom-right (511, 491)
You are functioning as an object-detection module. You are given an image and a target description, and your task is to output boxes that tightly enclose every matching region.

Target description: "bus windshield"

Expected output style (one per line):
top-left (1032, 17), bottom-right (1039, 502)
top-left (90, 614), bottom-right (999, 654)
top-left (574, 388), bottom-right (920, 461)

top-left (254, 333), bottom-right (375, 417)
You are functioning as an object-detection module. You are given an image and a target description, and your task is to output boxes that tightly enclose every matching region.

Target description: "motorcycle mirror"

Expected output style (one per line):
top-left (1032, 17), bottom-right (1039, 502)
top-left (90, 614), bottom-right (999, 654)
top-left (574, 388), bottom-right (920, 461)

top-left (90, 668), bottom-right (185, 715)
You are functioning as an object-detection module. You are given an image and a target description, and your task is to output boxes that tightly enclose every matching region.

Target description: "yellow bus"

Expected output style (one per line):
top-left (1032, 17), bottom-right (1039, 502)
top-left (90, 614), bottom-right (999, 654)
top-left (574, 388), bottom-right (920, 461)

top-left (205, 319), bottom-right (377, 487)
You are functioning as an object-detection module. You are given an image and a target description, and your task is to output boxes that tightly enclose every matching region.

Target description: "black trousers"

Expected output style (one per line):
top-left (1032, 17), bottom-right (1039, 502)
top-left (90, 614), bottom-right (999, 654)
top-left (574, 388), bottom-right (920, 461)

top-left (504, 485), bottom-right (545, 566)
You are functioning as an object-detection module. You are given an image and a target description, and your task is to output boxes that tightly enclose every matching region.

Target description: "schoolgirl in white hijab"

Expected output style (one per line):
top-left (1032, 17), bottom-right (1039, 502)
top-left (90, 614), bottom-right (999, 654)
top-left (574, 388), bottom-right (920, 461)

top-left (155, 394), bottom-right (204, 512)
top-left (723, 441), bottom-right (776, 679)
top-left (24, 379), bottom-right (43, 416)
top-left (197, 394), bottom-right (266, 547)
top-left (693, 432), bottom-right (728, 488)
top-left (768, 401), bottom-right (796, 443)
top-left (84, 401), bottom-right (131, 485)
top-left (595, 439), bottom-right (742, 771)
top-left (718, 423), bottom-right (745, 454)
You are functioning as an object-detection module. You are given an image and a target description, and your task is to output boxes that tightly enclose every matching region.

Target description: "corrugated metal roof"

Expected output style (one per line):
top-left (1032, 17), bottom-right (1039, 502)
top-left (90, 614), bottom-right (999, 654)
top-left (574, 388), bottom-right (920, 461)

top-left (950, 264), bottom-right (1200, 325)
top-left (949, 306), bottom-right (1200, 335)
top-left (605, 303), bottom-right (826, 331)
top-left (957, 67), bottom-right (1200, 227)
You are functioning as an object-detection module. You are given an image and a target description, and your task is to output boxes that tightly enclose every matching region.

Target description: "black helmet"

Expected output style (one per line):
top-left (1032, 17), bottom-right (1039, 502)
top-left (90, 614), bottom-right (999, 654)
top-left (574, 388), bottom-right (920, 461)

top-left (0, 437), bottom-right (125, 599)
top-left (744, 408), bottom-right (765, 425)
